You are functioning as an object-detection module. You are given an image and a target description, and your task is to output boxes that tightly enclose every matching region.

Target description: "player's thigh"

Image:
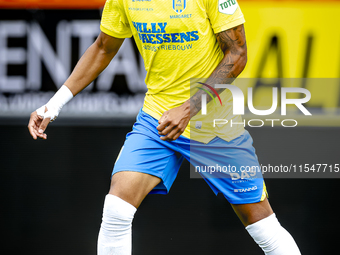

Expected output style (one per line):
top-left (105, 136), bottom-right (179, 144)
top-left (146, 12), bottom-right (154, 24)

top-left (109, 171), bottom-right (161, 208)
top-left (109, 109), bottom-right (184, 208)
top-left (231, 197), bottom-right (274, 227)
top-left (110, 135), bottom-right (181, 208)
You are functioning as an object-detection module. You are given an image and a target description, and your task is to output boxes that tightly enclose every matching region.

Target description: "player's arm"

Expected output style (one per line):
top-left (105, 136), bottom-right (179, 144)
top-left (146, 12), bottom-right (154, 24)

top-left (65, 32), bottom-right (124, 96)
top-left (28, 32), bottom-right (124, 140)
top-left (190, 24), bottom-right (247, 115)
top-left (157, 24), bottom-right (247, 141)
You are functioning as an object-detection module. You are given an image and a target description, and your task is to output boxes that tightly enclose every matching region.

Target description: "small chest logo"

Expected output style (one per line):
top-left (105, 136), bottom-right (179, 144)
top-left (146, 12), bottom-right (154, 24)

top-left (218, 0), bottom-right (238, 15)
top-left (173, 0), bottom-right (186, 13)
top-left (195, 121), bottom-right (202, 129)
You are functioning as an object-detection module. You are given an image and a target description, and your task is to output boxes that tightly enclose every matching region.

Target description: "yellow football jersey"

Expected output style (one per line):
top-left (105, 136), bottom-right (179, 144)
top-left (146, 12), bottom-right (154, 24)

top-left (101, 0), bottom-right (245, 143)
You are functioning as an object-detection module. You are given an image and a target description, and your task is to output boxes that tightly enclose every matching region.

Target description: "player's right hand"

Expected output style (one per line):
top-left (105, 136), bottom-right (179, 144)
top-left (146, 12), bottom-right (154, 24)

top-left (28, 106), bottom-right (51, 140)
top-left (27, 85), bottom-right (73, 140)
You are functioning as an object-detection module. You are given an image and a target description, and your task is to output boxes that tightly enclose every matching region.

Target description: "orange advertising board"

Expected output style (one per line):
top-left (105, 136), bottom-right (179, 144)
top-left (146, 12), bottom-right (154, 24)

top-left (0, 0), bottom-right (106, 9)
top-left (0, 0), bottom-right (339, 9)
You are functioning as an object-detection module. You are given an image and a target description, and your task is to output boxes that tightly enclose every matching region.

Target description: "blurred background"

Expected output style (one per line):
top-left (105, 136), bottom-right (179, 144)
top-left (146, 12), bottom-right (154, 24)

top-left (1, 0), bottom-right (340, 254)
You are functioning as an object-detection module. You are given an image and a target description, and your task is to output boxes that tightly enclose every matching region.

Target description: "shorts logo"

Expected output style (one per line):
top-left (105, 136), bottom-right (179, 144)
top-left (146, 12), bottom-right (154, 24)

top-left (173, 0), bottom-right (186, 13)
top-left (218, 0), bottom-right (238, 15)
top-left (234, 186), bottom-right (258, 193)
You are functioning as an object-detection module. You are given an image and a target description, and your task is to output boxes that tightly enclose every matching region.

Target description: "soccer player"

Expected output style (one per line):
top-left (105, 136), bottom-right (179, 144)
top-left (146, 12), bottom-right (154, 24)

top-left (28, 0), bottom-right (301, 254)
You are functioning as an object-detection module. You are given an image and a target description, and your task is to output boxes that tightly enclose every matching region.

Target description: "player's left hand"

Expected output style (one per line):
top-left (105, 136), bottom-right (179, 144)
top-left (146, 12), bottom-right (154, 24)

top-left (157, 103), bottom-right (190, 141)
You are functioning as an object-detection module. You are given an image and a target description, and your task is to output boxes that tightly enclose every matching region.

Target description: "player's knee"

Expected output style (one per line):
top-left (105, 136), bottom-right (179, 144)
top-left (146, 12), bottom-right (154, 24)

top-left (100, 194), bottom-right (137, 236)
top-left (98, 195), bottom-right (137, 254)
top-left (246, 214), bottom-right (301, 255)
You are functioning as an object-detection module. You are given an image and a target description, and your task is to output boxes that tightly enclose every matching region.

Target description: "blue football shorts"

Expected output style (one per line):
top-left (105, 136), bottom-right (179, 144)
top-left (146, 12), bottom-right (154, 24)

top-left (113, 109), bottom-right (267, 204)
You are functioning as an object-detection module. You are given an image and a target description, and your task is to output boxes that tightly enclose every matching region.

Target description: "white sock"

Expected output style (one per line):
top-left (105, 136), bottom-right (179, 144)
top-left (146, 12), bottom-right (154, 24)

top-left (97, 194), bottom-right (137, 255)
top-left (246, 213), bottom-right (301, 255)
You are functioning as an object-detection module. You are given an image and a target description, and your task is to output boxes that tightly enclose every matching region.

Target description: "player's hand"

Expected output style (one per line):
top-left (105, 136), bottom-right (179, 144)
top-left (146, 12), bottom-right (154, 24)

top-left (28, 106), bottom-right (50, 140)
top-left (157, 102), bottom-right (190, 141)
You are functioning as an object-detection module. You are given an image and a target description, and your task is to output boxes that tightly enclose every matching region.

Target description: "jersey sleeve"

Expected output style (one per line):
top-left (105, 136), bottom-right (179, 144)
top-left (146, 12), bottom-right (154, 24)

top-left (100, 0), bottom-right (132, 38)
top-left (205, 0), bottom-right (245, 34)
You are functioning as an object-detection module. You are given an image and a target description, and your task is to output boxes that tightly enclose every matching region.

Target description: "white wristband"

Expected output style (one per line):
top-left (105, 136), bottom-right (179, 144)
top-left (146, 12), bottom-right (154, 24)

top-left (36, 85), bottom-right (73, 122)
